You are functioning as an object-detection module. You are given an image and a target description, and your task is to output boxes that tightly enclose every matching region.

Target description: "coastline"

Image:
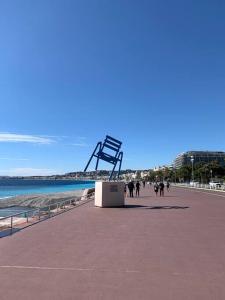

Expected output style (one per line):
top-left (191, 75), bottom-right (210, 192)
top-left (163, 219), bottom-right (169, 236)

top-left (0, 188), bottom-right (94, 209)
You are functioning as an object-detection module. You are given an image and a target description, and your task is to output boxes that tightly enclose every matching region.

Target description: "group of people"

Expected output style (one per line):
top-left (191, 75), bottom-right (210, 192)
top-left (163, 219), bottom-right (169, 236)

top-left (153, 181), bottom-right (170, 197)
top-left (125, 180), bottom-right (143, 197)
top-left (124, 180), bottom-right (170, 198)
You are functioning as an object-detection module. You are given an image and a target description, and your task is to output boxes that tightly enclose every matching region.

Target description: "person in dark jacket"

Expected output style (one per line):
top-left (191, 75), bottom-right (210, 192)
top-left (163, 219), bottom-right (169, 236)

top-left (124, 183), bottom-right (127, 197)
top-left (159, 182), bottom-right (165, 197)
top-left (136, 181), bottom-right (141, 197)
top-left (154, 182), bottom-right (159, 196)
top-left (166, 181), bottom-right (170, 192)
top-left (128, 181), bottom-right (135, 197)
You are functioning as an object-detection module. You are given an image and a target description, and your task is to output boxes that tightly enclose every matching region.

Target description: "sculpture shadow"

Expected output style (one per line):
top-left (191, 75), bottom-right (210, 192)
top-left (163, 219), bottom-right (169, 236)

top-left (124, 204), bottom-right (189, 210)
top-left (146, 206), bottom-right (189, 210)
top-left (124, 204), bottom-right (149, 208)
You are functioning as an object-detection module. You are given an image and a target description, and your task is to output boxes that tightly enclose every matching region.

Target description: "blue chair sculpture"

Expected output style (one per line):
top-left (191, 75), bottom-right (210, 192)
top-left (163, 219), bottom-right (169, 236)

top-left (84, 135), bottom-right (123, 181)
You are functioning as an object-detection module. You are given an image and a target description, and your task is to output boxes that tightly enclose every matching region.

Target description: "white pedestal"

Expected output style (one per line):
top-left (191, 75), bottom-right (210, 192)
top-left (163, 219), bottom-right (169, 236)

top-left (95, 181), bottom-right (125, 207)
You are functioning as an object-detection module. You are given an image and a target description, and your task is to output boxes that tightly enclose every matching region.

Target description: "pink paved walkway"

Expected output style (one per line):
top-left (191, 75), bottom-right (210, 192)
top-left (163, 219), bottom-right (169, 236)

top-left (1, 186), bottom-right (225, 300)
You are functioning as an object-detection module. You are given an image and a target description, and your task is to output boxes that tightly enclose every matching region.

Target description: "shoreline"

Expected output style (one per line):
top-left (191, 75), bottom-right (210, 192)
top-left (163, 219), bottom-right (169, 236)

top-left (0, 188), bottom-right (94, 209)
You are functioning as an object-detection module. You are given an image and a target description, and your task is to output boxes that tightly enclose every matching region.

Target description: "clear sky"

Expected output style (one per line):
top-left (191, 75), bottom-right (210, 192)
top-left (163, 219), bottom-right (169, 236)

top-left (0, 0), bottom-right (225, 176)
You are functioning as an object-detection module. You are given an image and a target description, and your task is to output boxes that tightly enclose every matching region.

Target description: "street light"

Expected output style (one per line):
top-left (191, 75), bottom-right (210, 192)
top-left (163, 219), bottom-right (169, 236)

top-left (173, 164), bottom-right (176, 184)
top-left (210, 169), bottom-right (213, 182)
top-left (190, 156), bottom-right (194, 181)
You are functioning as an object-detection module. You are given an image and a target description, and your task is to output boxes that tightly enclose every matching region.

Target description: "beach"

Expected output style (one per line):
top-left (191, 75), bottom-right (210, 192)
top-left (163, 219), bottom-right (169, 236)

top-left (0, 188), bottom-right (94, 209)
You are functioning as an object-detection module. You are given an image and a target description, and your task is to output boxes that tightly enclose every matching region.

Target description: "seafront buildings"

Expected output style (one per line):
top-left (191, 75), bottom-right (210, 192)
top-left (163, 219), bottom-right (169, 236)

top-left (173, 151), bottom-right (225, 169)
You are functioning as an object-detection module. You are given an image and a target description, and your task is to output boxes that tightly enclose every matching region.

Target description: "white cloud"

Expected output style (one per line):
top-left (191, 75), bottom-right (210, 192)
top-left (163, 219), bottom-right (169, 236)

top-left (70, 143), bottom-right (88, 147)
top-left (0, 157), bottom-right (29, 161)
top-left (0, 168), bottom-right (61, 176)
top-left (0, 133), bottom-right (55, 144)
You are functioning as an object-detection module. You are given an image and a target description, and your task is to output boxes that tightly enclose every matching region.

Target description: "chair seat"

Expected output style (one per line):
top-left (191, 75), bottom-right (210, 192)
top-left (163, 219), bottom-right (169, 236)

top-left (97, 151), bottom-right (117, 164)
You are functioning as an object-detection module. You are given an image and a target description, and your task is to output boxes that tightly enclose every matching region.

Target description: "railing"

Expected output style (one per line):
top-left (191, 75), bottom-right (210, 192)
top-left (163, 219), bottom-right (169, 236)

top-left (172, 183), bottom-right (225, 192)
top-left (0, 191), bottom-right (95, 236)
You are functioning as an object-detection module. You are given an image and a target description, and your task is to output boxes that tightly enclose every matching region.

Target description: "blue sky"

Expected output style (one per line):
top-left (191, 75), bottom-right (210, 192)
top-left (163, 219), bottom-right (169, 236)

top-left (0, 0), bottom-right (225, 176)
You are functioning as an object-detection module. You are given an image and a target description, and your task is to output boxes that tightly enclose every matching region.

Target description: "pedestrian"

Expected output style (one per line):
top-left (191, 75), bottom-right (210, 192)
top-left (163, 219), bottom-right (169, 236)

top-left (142, 180), bottom-right (146, 188)
top-left (166, 181), bottom-right (170, 192)
top-left (128, 181), bottom-right (135, 198)
top-left (136, 181), bottom-right (141, 197)
top-left (124, 183), bottom-right (127, 197)
top-left (159, 181), bottom-right (165, 197)
top-left (154, 182), bottom-right (159, 196)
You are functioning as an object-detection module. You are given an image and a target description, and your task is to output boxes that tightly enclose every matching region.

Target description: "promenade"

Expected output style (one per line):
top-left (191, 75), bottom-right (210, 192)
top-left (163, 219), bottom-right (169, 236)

top-left (1, 186), bottom-right (225, 299)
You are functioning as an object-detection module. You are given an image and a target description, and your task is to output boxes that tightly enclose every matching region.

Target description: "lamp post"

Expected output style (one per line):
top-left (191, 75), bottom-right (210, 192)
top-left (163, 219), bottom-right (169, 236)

top-left (173, 164), bottom-right (176, 184)
top-left (190, 156), bottom-right (194, 181)
top-left (210, 169), bottom-right (213, 182)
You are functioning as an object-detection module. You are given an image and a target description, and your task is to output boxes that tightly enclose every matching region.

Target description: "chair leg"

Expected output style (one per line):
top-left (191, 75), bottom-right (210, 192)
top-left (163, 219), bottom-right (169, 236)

top-left (110, 159), bottom-right (119, 181)
top-left (84, 142), bottom-right (102, 172)
top-left (117, 152), bottom-right (123, 179)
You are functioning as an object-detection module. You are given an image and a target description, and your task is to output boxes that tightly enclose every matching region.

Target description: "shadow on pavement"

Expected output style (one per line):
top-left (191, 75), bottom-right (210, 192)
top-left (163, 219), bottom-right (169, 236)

top-left (146, 206), bottom-right (189, 209)
top-left (124, 204), bottom-right (149, 208)
top-left (0, 228), bottom-right (21, 238)
top-left (124, 204), bottom-right (189, 209)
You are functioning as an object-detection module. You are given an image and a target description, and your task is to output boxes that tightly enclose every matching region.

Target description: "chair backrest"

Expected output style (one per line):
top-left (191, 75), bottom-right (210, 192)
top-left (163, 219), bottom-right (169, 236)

top-left (101, 135), bottom-right (122, 158)
top-left (84, 135), bottom-right (123, 180)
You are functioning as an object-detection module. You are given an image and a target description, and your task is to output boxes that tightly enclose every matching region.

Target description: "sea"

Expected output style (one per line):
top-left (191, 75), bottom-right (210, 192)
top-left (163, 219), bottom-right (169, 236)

top-left (0, 179), bottom-right (95, 217)
top-left (0, 179), bottom-right (95, 199)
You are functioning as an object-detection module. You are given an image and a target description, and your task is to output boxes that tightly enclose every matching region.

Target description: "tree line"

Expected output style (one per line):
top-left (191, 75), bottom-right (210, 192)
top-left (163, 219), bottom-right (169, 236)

top-left (143, 161), bottom-right (225, 183)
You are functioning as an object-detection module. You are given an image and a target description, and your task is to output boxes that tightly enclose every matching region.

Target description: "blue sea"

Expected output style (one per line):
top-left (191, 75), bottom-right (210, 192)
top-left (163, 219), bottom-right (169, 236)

top-left (0, 179), bottom-right (95, 218)
top-left (0, 179), bottom-right (95, 199)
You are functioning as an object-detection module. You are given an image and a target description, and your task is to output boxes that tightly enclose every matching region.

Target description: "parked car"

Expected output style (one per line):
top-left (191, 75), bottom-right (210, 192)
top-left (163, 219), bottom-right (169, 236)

top-left (209, 182), bottom-right (221, 189)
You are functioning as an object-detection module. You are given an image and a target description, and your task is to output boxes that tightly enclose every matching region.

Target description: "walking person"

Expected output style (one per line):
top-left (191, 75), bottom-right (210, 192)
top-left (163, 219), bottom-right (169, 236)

top-left (159, 181), bottom-right (165, 197)
top-left (124, 183), bottom-right (127, 197)
top-left (154, 182), bottom-right (159, 196)
top-left (136, 181), bottom-right (141, 197)
top-left (142, 180), bottom-right (146, 188)
top-left (128, 181), bottom-right (135, 198)
top-left (166, 181), bottom-right (170, 192)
